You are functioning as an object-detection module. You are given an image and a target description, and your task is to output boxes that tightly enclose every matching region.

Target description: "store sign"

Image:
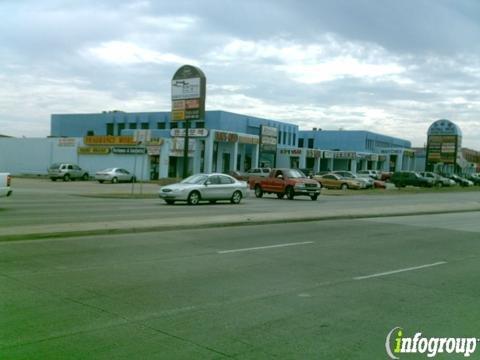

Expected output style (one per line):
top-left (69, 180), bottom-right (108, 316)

top-left (280, 149), bottom-right (302, 155)
top-left (133, 130), bottom-right (151, 143)
top-left (260, 125), bottom-right (278, 154)
top-left (172, 78), bottom-right (201, 100)
top-left (147, 138), bottom-right (164, 145)
top-left (261, 126), bottom-right (278, 137)
top-left (170, 128), bottom-right (209, 138)
top-left (322, 151), bottom-right (334, 159)
top-left (171, 65), bottom-right (206, 122)
top-left (58, 138), bottom-right (76, 147)
top-left (84, 135), bottom-right (136, 145)
top-left (147, 145), bottom-right (161, 156)
top-left (112, 147), bottom-right (146, 155)
top-left (170, 138), bottom-right (195, 156)
top-left (381, 149), bottom-right (403, 155)
top-left (306, 149), bottom-right (321, 158)
top-left (77, 147), bottom-right (110, 155)
top-left (238, 135), bottom-right (259, 145)
top-left (427, 135), bottom-right (458, 164)
top-left (334, 151), bottom-right (357, 159)
top-left (261, 136), bottom-right (277, 146)
top-left (215, 131), bottom-right (239, 143)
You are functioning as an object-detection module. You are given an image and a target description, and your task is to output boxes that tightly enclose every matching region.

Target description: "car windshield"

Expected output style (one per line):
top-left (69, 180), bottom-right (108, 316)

top-left (181, 174), bottom-right (209, 184)
top-left (284, 169), bottom-right (306, 178)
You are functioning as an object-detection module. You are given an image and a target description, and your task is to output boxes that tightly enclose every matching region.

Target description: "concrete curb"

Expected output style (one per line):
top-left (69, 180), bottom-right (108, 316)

top-left (1, 206), bottom-right (479, 243)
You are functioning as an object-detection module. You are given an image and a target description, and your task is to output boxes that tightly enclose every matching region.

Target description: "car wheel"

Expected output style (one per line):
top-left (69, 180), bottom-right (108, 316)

top-left (188, 191), bottom-right (200, 205)
top-left (98, 180), bottom-right (104, 184)
top-left (82, 173), bottom-right (89, 181)
top-left (63, 174), bottom-right (70, 182)
top-left (437, 182), bottom-right (443, 188)
top-left (165, 200), bottom-right (175, 205)
top-left (276, 192), bottom-right (285, 199)
top-left (231, 191), bottom-right (242, 204)
top-left (286, 186), bottom-right (295, 200)
top-left (111, 177), bottom-right (118, 184)
top-left (310, 194), bottom-right (318, 201)
top-left (340, 183), bottom-right (348, 191)
top-left (254, 185), bottom-right (263, 198)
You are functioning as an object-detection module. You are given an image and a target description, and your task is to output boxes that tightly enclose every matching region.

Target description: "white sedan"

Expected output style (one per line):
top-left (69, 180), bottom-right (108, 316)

top-left (95, 168), bottom-right (136, 183)
top-left (159, 173), bottom-right (247, 205)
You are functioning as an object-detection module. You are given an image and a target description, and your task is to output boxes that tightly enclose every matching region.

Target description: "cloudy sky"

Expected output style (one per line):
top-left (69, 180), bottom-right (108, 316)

top-left (1, 0), bottom-right (480, 148)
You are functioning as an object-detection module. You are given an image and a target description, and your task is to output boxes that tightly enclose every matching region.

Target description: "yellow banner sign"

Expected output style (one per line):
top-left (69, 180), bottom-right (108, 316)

top-left (172, 110), bottom-right (185, 121)
top-left (84, 136), bottom-right (136, 145)
top-left (78, 147), bottom-right (111, 155)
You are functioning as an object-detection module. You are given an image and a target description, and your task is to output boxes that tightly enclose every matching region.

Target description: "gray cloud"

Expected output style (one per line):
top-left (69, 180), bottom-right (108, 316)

top-left (0, 0), bottom-right (479, 148)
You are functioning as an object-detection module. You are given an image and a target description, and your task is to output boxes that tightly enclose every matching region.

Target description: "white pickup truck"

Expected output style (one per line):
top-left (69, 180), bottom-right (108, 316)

top-left (0, 173), bottom-right (12, 197)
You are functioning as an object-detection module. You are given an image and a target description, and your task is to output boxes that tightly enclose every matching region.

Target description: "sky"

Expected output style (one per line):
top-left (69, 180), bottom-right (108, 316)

top-left (1, 0), bottom-right (480, 148)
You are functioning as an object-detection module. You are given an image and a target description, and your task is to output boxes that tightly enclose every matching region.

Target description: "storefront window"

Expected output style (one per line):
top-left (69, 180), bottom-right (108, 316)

top-left (117, 123), bottom-right (125, 135)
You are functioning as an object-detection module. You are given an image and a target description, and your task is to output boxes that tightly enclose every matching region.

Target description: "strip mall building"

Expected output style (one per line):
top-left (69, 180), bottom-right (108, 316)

top-left (0, 110), bottom-right (416, 180)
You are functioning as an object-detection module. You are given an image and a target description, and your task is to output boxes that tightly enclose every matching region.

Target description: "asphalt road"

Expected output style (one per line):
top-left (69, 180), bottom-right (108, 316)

top-left (2, 178), bottom-right (480, 229)
top-left (2, 212), bottom-right (480, 359)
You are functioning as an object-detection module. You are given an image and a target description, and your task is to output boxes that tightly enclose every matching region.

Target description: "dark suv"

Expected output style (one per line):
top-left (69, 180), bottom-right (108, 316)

top-left (391, 171), bottom-right (434, 188)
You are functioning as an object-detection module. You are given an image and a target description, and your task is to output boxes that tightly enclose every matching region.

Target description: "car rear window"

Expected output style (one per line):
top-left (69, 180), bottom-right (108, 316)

top-left (49, 163), bottom-right (61, 169)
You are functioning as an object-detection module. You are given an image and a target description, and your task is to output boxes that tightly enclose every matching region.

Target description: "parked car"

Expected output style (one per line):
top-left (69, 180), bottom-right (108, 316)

top-left (249, 168), bottom-right (321, 200)
top-left (95, 168), bottom-right (136, 183)
top-left (419, 172), bottom-right (456, 187)
top-left (465, 174), bottom-right (480, 185)
top-left (356, 173), bottom-right (384, 188)
top-left (227, 170), bottom-right (248, 181)
top-left (159, 173), bottom-right (247, 205)
top-left (299, 168), bottom-right (314, 178)
top-left (246, 168), bottom-right (271, 178)
top-left (333, 171), bottom-right (370, 188)
top-left (357, 170), bottom-right (380, 179)
top-left (391, 171), bottom-right (434, 188)
top-left (313, 173), bottom-right (364, 190)
top-left (447, 174), bottom-right (474, 187)
top-left (48, 163), bottom-right (89, 181)
top-left (380, 171), bottom-right (393, 181)
top-left (0, 173), bottom-right (12, 197)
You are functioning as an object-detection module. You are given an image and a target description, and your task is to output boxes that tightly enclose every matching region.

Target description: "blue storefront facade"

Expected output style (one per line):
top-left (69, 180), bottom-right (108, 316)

top-left (47, 110), bottom-right (415, 179)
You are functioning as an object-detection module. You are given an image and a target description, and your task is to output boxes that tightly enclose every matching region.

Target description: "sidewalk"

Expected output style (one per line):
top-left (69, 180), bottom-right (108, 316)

top-left (2, 201), bottom-right (480, 242)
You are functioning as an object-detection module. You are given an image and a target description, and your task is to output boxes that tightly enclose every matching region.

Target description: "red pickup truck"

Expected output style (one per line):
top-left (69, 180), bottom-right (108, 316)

top-left (249, 168), bottom-right (321, 200)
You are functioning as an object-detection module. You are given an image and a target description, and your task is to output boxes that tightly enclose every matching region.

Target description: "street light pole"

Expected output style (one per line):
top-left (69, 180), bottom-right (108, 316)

top-left (182, 120), bottom-right (190, 178)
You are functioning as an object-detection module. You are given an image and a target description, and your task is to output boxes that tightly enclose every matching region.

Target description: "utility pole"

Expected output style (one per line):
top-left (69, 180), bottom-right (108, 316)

top-left (182, 121), bottom-right (190, 178)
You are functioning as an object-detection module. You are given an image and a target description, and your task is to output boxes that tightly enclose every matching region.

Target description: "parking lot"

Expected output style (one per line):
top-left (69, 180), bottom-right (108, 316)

top-left (2, 178), bottom-right (480, 231)
top-left (1, 179), bottom-right (480, 358)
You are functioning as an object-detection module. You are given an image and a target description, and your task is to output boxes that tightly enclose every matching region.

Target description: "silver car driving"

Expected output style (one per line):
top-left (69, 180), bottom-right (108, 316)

top-left (95, 168), bottom-right (136, 183)
top-left (159, 173), bottom-right (247, 205)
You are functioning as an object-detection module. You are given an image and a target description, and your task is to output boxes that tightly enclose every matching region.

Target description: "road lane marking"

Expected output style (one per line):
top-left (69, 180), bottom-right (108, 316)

top-left (353, 261), bottom-right (447, 280)
top-left (218, 241), bottom-right (314, 254)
